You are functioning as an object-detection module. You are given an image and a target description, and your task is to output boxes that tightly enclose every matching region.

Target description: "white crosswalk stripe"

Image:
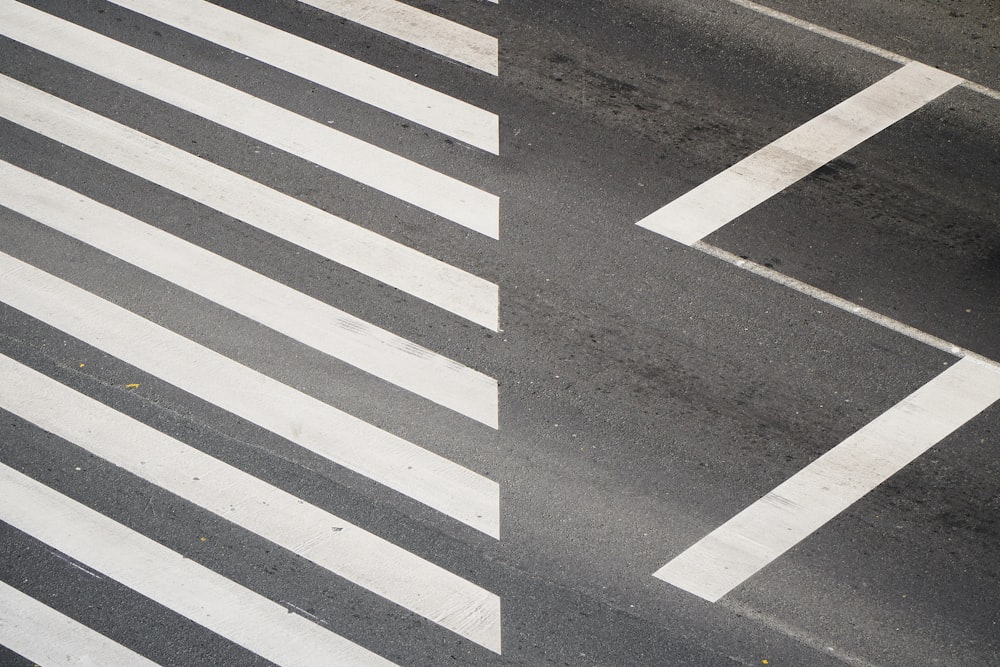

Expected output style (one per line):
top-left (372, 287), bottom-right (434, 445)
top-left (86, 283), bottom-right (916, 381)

top-left (0, 0), bottom-right (501, 660)
top-left (103, 0), bottom-right (498, 152)
top-left (0, 581), bottom-right (163, 667)
top-left (0, 0), bottom-right (500, 237)
top-left (0, 354), bottom-right (501, 651)
top-left (0, 73), bottom-right (499, 330)
top-left (297, 0), bottom-right (499, 74)
top-left (0, 463), bottom-right (401, 666)
top-left (0, 252), bottom-right (500, 538)
top-left (0, 160), bottom-right (498, 427)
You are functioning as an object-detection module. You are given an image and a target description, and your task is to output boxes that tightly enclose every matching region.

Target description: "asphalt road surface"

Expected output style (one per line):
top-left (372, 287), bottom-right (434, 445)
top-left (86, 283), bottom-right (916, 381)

top-left (1, 0), bottom-right (998, 665)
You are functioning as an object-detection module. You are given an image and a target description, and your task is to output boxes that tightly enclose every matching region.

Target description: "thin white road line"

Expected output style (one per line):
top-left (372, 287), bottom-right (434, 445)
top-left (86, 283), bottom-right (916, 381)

top-left (725, 0), bottom-right (1000, 102)
top-left (0, 355), bottom-right (502, 652)
top-left (104, 0), bottom-right (498, 152)
top-left (637, 62), bottom-right (962, 245)
top-left (0, 253), bottom-right (500, 538)
top-left (0, 74), bottom-right (498, 330)
top-left (0, 161), bottom-right (498, 428)
top-left (654, 356), bottom-right (1000, 602)
top-left (0, 0), bottom-right (499, 238)
top-left (0, 465), bottom-right (400, 667)
top-left (695, 242), bottom-right (1000, 370)
top-left (0, 581), bottom-right (162, 667)
top-left (296, 0), bottom-right (498, 75)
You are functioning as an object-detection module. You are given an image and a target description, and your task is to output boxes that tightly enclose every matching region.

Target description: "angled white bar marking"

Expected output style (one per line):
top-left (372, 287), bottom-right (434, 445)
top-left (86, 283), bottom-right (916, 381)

top-left (0, 0), bottom-right (499, 238)
top-left (105, 0), bottom-right (497, 151)
top-left (0, 465), bottom-right (400, 666)
top-left (0, 581), bottom-right (161, 666)
top-left (0, 161), bottom-right (497, 428)
top-left (0, 253), bottom-right (499, 538)
top-left (297, 0), bottom-right (498, 75)
top-left (0, 355), bottom-right (501, 652)
top-left (0, 74), bottom-right (497, 330)
top-left (655, 357), bottom-right (1000, 602)
top-left (638, 62), bottom-right (962, 245)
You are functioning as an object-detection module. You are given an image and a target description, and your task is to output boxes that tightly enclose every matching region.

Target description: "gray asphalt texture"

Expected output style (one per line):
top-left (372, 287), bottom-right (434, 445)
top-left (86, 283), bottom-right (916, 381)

top-left (1, 0), bottom-right (998, 665)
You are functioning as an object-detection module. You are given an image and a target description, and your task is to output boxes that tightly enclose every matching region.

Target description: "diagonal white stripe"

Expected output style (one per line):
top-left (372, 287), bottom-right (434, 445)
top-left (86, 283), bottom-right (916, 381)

top-left (0, 464), bottom-right (400, 666)
top-left (295, 0), bottom-right (498, 75)
top-left (0, 160), bottom-right (498, 428)
top-left (0, 0), bottom-right (499, 238)
top-left (0, 74), bottom-right (498, 330)
top-left (0, 581), bottom-right (162, 667)
top-left (655, 357), bottom-right (1000, 602)
top-left (0, 354), bottom-right (502, 652)
top-left (638, 62), bottom-right (962, 245)
top-left (104, 0), bottom-right (498, 151)
top-left (0, 252), bottom-right (500, 538)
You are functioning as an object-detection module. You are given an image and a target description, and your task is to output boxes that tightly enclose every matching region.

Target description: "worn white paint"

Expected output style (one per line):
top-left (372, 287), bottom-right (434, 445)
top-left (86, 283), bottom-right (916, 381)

top-left (0, 581), bottom-right (162, 666)
top-left (0, 464), bottom-right (401, 666)
top-left (655, 357), bottom-right (1000, 601)
top-left (0, 0), bottom-right (499, 237)
top-left (296, 0), bottom-right (498, 75)
top-left (105, 0), bottom-right (498, 150)
top-left (0, 74), bottom-right (498, 329)
top-left (0, 355), bottom-right (502, 652)
top-left (638, 62), bottom-right (962, 245)
top-left (0, 160), bottom-right (498, 427)
top-left (0, 253), bottom-right (500, 538)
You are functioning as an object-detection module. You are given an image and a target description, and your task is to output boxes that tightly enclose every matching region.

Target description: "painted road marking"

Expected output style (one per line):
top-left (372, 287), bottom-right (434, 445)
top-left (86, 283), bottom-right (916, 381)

top-left (104, 0), bottom-right (497, 152)
top-left (0, 253), bottom-right (500, 538)
top-left (0, 74), bottom-right (498, 330)
top-left (637, 62), bottom-right (962, 245)
top-left (655, 356), bottom-right (1000, 602)
top-left (0, 464), bottom-right (400, 667)
top-left (0, 161), bottom-right (498, 428)
top-left (696, 242), bottom-right (998, 366)
top-left (0, 581), bottom-right (161, 666)
top-left (0, 354), bottom-right (501, 652)
top-left (725, 0), bottom-right (1000, 102)
top-left (296, 0), bottom-right (498, 75)
top-left (0, 0), bottom-right (499, 238)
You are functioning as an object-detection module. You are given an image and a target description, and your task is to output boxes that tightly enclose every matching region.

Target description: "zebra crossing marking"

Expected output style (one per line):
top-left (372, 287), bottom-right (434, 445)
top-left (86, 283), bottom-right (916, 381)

top-left (104, 0), bottom-right (498, 152)
top-left (295, 0), bottom-right (499, 74)
top-left (0, 353), bottom-right (502, 651)
top-left (0, 463), bottom-right (401, 666)
top-left (0, 73), bottom-right (499, 330)
top-left (0, 160), bottom-right (498, 428)
top-left (0, 252), bottom-right (500, 538)
top-left (0, 581), bottom-right (161, 667)
top-left (0, 0), bottom-right (499, 237)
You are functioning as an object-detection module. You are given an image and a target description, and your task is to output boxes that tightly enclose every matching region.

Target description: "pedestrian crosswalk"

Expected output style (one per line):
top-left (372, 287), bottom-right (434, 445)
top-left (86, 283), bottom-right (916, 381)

top-left (0, 0), bottom-right (500, 663)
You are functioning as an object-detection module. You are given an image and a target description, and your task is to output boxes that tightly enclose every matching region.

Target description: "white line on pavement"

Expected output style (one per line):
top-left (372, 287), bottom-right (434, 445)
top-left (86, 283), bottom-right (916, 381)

top-left (296, 0), bottom-right (498, 75)
top-left (654, 356), bottom-right (1000, 602)
top-left (0, 253), bottom-right (500, 538)
top-left (105, 0), bottom-right (498, 151)
top-left (0, 0), bottom-right (499, 238)
top-left (0, 355), bottom-right (502, 652)
top-left (0, 464), bottom-right (400, 666)
top-left (0, 581), bottom-right (162, 667)
top-left (725, 0), bottom-right (1000, 102)
top-left (0, 74), bottom-right (498, 330)
top-left (696, 242), bottom-right (999, 369)
top-left (637, 62), bottom-right (962, 245)
top-left (0, 160), bottom-right (498, 428)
